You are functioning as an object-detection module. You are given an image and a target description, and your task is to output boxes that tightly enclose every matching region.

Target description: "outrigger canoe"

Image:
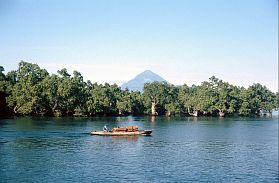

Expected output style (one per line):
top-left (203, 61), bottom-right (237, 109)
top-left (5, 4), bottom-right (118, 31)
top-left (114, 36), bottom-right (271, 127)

top-left (90, 125), bottom-right (152, 136)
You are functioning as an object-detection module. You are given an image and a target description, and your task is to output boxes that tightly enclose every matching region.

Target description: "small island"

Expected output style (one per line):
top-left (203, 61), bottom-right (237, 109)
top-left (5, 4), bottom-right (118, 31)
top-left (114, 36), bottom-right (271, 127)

top-left (0, 61), bottom-right (278, 118)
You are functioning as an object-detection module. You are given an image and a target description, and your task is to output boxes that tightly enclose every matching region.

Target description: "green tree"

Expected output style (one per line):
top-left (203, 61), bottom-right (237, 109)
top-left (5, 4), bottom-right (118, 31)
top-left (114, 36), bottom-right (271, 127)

top-left (56, 69), bottom-right (75, 115)
top-left (143, 81), bottom-right (176, 115)
top-left (130, 91), bottom-right (144, 115)
top-left (238, 87), bottom-right (251, 116)
top-left (71, 71), bottom-right (87, 116)
top-left (276, 92), bottom-right (279, 108)
top-left (41, 74), bottom-right (60, 115)
top-left (248, 83), bottom-right (276, 115)
top-left (86, 83), bottom-right (120, 116)
top-left (164, 84), bottom-right (179, 116)
top-left (178, 84), bottom-right (199, 116)
top-left (195, 81), bottom-right (216, 115)
top-left (116, 89), bottom-right (132, 115)
top-left (0, 66), bottom-right (13, 116)
top-left (6, 61), bottom-right (49, 115)
top-left (211, 77), bottom-right (239, 116)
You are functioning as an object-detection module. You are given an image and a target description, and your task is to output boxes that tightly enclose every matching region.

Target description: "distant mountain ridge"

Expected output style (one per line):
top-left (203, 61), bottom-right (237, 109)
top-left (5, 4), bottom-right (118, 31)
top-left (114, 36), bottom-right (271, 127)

top-left (121, 70), bottom-right (167, 92)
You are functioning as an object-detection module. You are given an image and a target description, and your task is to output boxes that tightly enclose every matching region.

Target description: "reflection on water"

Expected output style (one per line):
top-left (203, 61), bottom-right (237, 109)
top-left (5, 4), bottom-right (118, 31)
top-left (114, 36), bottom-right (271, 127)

top-left (0, 116), bottom-right (278, 182)
top-left (272, 109), bottom-right (279, 116)
top-left (111, 135), bottom-right (139, 142)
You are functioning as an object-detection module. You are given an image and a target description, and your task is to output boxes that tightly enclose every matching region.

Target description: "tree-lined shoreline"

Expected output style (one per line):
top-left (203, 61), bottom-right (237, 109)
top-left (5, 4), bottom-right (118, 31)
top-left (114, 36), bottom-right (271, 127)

top-left (0, 61), bottom-right (278, 117)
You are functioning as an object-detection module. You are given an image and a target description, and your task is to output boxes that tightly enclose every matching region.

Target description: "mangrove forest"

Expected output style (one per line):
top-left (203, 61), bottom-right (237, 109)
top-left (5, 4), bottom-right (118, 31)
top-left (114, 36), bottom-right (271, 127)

top-left (0, 61), bottom-right (278, 117)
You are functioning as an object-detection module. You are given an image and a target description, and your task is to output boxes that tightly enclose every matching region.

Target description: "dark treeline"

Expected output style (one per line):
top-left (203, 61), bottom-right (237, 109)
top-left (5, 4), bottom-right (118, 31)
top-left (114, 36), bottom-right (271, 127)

top-left (0, 61), bottom-right (278, 117)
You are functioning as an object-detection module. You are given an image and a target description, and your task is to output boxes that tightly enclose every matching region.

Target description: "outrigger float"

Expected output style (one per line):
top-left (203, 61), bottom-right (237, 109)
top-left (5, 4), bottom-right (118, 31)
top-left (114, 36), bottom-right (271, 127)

top-left (90, 126), bottom-right (152, 136)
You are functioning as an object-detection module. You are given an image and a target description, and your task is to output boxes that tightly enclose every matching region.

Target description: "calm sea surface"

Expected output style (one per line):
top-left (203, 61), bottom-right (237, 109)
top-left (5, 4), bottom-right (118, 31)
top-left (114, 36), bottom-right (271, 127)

top-left (0, 114), bottom-right (278, 183)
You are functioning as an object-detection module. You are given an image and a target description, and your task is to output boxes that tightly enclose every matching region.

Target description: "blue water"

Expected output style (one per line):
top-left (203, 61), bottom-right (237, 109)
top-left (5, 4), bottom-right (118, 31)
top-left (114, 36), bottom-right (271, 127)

top-left (0, 116), bottom-right (278, 182)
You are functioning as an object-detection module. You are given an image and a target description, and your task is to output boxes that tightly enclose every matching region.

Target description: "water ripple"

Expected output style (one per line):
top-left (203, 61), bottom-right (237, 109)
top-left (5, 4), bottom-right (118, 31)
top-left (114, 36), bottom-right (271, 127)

top-left (0, 117), bottom-right (278, 182)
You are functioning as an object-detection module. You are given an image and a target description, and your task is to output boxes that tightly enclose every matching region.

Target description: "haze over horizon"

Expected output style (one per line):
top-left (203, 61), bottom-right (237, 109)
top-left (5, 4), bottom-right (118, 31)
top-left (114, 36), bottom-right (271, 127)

top-left (0, 0), bottom-right (278, 92)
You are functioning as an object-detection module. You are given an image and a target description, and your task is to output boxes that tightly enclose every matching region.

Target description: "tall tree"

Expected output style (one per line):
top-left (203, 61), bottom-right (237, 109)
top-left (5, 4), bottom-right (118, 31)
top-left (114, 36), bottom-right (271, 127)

top-left (211, 77), bottom-right (239, 117)
top-left (116, 89), bottom-right (132, 115)
top-left (71, 71), bottom-right (87, 115)
top-left (6, 61), bottom-right (49, 115)
top-left (130, 91), bottom-right (144, 115)
top-left (164, 84), bottom-right (179, 116)
top-left (0, 66), bottom-right (13, 116)
top-left (248, 83), bottom-right (276, 115)
top-left (143, 81), bottom-right (173, 115)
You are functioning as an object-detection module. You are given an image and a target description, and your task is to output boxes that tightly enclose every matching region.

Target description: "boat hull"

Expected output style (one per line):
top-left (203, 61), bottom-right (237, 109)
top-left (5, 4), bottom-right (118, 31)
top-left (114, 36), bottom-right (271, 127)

top-left (90, 130), bottom-right (152, 136)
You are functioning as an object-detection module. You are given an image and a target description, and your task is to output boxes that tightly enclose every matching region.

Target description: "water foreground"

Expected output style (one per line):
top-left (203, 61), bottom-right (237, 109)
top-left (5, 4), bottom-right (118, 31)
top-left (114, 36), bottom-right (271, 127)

top-left (0, 116), bottom-right (278, 182)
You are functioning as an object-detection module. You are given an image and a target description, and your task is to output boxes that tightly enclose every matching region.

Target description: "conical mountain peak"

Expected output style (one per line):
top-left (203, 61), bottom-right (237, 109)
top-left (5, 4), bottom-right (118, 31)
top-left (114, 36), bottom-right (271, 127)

top-left (121, 70), bottom-right (168, 92)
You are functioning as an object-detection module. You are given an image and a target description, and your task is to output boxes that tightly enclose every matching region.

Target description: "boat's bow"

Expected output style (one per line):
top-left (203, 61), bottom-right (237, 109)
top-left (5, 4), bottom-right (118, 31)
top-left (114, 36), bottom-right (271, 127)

top-left (140, 130), bottom-right (152, 135)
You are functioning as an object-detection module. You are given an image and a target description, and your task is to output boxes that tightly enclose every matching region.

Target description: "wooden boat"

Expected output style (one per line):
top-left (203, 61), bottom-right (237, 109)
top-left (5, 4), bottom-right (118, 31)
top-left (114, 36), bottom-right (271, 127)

top-left (90, 126), bottom-right (152, 136)
top-left (90, 130), bottom-right (152, 136)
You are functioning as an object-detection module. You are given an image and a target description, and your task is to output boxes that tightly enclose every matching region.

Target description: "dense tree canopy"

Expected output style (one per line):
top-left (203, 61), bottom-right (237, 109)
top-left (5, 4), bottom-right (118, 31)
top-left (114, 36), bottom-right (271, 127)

top-left (0, 61), bottom-right (278, 117)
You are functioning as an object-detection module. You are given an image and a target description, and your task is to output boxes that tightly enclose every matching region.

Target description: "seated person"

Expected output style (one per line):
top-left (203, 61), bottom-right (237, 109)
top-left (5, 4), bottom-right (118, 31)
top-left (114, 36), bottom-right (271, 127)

top-left (103, 124), bottom-right (108, 132)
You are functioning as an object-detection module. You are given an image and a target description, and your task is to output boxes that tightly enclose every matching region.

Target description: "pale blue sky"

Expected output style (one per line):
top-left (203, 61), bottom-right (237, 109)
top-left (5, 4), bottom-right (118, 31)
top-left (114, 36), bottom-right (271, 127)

top-left (0, 0), bottom-right (278, 91)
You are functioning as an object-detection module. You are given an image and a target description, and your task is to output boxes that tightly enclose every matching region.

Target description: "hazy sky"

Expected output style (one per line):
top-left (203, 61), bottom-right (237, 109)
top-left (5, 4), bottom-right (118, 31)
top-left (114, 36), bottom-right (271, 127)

top-left (0, 0), bottom-right (278, 91)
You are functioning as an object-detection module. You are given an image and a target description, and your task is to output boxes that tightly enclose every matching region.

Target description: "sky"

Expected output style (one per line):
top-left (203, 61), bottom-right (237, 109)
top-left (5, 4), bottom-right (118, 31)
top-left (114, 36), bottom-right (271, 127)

top-left (0, 0), bottom-right (278, 91)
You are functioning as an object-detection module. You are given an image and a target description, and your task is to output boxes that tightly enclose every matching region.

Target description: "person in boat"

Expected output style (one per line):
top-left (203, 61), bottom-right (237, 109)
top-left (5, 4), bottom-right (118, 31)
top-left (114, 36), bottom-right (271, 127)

top-left (103, 124), bottom-right (108, 132)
